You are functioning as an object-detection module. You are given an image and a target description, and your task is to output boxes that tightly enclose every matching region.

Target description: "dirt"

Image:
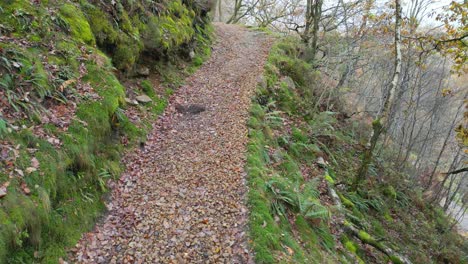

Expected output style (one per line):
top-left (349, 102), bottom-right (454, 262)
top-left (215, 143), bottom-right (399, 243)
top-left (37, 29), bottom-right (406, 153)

top-left (69, 23), bottom-right (273, 263)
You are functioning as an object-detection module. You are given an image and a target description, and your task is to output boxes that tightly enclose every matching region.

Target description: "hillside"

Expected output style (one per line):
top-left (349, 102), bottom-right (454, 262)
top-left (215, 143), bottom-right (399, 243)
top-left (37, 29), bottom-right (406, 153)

top-left (246, 37), bottom-right (468, 264)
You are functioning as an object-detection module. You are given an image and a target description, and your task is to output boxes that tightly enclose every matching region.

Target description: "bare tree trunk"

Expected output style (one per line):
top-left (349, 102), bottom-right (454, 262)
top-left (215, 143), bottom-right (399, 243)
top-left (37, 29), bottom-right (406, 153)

top-left (302, 0), bottom-right (323, 61)
top-left (227, 0), bottom-right (242, 23)
top-left (399, 66), bottom-right (424, 168)
top-left (444, 173), bottom-right (465, 212)
top-left (432, 148), bottom-right (461, 204)
top-left (216, 0), bottom-right (223, 22)
top-left (354, 0), bottom-right (402, 189)
top-left (425, 101), bottom-right (464, 190)
top-left (412, 60), bottom-right (445, 174)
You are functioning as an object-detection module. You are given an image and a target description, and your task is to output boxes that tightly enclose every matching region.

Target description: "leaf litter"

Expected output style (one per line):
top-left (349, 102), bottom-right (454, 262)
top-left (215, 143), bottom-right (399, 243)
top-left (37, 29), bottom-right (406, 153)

top-left (70, 24), bottom-right (273, 263)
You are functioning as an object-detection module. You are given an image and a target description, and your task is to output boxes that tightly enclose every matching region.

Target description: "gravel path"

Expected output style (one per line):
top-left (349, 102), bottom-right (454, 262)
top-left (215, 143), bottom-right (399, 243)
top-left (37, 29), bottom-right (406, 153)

top-left (71, 23), bottom-right (273, 263)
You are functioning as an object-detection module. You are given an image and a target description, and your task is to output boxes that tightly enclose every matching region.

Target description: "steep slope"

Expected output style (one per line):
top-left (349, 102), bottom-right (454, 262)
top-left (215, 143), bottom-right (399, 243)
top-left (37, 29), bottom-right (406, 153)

top-left (0, 0), bottom-right (212, 262)
top-left (246, 38), bottom-right (468, 263)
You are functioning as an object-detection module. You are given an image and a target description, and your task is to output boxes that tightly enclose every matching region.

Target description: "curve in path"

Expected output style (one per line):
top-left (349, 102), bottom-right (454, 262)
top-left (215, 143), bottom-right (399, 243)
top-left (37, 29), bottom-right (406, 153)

top-left (71, 23), bottom-right (273, 263)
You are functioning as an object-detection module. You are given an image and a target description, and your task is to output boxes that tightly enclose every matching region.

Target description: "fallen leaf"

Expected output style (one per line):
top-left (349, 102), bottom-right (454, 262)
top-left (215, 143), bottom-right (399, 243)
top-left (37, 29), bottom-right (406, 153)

top-left (21, 182), bottom-right (31, 195)
top-left (285, 246), bottom-right (294, 255)
top-left (59, 79), bottom-right (76, 92)
top-left (26, 167), bottom-right (37, 174)
top-left (31, 157), bottom-right (40, 168)
top-left (15, 169), bottom-right (24, 177)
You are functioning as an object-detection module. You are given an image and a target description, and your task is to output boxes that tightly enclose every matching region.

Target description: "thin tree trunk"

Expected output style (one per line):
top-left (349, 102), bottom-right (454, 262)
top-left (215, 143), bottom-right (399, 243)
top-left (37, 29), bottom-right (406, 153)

top-left (354, 0), bottom-right (402, 189)
top-left (217, 0), bottom-right (223, 22)
top-left (399, 65), bottom-right (424, 168)
top-left (425, 101), bottom-right (464, 190)
top-left (432, 148), bottom-right (461, 204)
top-left (412, 60), bottom-right (445, 174)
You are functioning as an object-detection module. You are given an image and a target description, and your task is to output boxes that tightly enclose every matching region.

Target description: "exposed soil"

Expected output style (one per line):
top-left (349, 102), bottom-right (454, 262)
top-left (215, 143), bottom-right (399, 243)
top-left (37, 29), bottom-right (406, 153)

top-left (70, 23), bottom-right (273, 263)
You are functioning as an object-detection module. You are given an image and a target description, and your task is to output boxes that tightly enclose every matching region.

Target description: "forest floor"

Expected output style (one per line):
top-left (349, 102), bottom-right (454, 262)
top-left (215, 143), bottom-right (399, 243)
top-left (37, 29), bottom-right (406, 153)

top-left (69, 23), bottom-right (273, 263)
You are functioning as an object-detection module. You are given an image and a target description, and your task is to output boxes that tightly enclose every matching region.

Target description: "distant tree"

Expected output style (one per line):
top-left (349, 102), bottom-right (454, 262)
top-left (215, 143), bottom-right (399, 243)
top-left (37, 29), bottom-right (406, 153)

top-left (226, 0), bottom-right (259, 24)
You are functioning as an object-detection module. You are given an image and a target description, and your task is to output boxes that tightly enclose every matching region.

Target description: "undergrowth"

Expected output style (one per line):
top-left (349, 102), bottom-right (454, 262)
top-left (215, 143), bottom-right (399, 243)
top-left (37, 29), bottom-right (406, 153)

top-left (246, 38), bottom-right (468, 263)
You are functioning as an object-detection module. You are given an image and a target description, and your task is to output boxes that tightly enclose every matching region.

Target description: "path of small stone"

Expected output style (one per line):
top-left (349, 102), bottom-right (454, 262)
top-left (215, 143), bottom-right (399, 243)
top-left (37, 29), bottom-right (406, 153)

top-left (71, 23), bottom-right (272, 263)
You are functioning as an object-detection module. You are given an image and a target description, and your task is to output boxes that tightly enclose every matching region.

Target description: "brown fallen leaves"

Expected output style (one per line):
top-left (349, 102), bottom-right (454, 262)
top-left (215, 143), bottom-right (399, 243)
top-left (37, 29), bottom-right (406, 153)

top-left (70, 23), bottom-right (272, 263)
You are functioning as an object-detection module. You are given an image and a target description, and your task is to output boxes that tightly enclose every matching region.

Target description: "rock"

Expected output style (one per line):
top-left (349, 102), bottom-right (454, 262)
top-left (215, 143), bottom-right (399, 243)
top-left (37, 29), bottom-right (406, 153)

top-left (281, 76), bottom-right (296, 90)
top-left (189, 50), bottom-right (196, 59)
top-left (257, 75), bottom-right (267, 89)
top-left (271, 149), bottom-right (284, 163)
top-left (137, 66), bottom-right (150, 76)
top-left (0, 186), bottom-right (7, 198)
top-left (125, 97), bottom-right (139, 106)
top-left (135, 95), bottom-right (152, 104)
top-left (175, 104), bottom-right (206, 114)
top-left (316, 157), bottom-right (328, 168)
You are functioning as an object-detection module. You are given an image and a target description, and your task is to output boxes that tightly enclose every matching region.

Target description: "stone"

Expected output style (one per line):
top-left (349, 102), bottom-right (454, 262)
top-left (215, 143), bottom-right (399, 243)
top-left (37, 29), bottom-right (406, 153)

top-left (137, 66), bottom-right (150, 76)
top-left (0, 186), bottom-right (6, 198)
top-left (135, 95), bottom-right (152, 104)
top-left (125, 97), bottom-right (139, 105)
top-left (175, 104), bottom-right (205, 115)
top-left (271, 149), bottom-right (284, 163)
top-left (189, 50), bottom-right (196, 59)
top-left (281, 76), bottom-right (296, 90)
top-left (316, 157), bottom-right (328, 168)
top-left (257, 75), bottom-right (267, 89)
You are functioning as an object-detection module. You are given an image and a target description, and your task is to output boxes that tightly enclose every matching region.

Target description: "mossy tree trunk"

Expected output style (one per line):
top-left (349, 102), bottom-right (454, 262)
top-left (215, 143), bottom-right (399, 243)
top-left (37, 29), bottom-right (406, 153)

top-left (325, 173), bottom-right (412, 264)
top-left (354, 0), bottom-right (402, 190)
top-left (343, 222), bottom-right (413, 264)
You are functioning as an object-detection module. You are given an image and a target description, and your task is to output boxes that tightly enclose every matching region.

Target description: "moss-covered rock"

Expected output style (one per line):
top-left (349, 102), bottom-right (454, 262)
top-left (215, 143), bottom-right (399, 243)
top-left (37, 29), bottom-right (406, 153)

top-left (59, 4), bottom-right (95, 45)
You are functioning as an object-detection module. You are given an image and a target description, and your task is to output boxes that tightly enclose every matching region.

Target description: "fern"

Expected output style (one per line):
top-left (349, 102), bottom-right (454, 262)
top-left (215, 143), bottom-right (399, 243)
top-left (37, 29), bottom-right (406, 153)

top-left (300, 199), bottom-right (329, 220)
top-left (344, 192), bottom-right (369, 212)
top-left (0, 118), bottom-right (8, 138)
top-left (265, 110), bottom-right (284, 127)
top-left (97, 168), bottom-right (112, 192)
top-left (395, 191), bottom-right (411, 208)
top-left (266, 177), bottom-right (329, 221)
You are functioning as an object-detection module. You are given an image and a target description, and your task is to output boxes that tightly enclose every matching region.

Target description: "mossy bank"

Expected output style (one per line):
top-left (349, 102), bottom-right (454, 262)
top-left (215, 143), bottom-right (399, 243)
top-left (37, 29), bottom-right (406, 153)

top-left (0, 0), bottom-right (213, 262)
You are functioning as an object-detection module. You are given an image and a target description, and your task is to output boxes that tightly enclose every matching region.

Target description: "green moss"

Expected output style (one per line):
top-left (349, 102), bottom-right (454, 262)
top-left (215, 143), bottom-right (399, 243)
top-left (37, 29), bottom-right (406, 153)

top-left (0, 0), bottom-right (212, 261)
top-left (388, 255), bottom-right (404, 264)
top-left (384, 211), bottom-right (393, 222)
top-left (383, 185), bottom-right (397, 200)
top-left (81, 4), bottom-right (118, 46)
top-left (141, 80), bottom-right (156, 98)
top-left (325, 172), bottom-right (335, 184)
top-left (59, 4), bottom-right (95, 45)
top-left (344, 240), bottom-right (357, 253)
top-left (338, 193), bottom-right (354, 208)
top-left (358, 230), bottom-right (372, 242)
top-left (192, 56), bottom-right (204, 67)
